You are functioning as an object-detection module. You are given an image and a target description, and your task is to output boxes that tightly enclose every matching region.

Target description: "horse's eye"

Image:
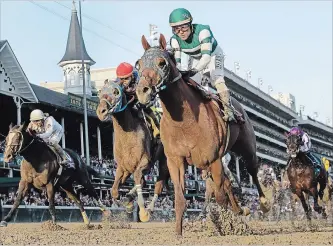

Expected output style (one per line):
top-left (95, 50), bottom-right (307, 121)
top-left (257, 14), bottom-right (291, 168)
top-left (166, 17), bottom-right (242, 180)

top-left (156, 58), bottom-right (166, 68)
top-left (113, 89), bottom-right (120, 96)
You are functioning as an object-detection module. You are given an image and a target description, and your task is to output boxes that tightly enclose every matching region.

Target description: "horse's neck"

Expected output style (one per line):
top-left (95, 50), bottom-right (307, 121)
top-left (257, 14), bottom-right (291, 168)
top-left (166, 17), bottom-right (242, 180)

top-left (159, 79), bottom-right (200, 124)
top-left (22, 140), bottom-right (54, 168)
top-left (111, 108), bottom-right (138, 134)
top-left (289, 152), bottom-right (309, 167)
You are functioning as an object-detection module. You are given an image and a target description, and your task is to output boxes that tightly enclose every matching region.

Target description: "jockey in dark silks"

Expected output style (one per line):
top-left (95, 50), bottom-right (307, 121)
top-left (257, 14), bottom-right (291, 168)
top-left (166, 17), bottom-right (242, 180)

top-left (288, 126), bottom-right (323, 174)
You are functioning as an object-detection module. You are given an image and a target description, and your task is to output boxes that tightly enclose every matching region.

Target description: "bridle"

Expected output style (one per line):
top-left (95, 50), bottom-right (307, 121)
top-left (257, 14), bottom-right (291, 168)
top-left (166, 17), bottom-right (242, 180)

top-left (99, 83), bottom-right (134, 115)
top-left (6, 130), bottom-right (34, 158)
top-left (286, 134), bottom-right (301, 158)
top-left (136, 47), bottom-right (182, 101)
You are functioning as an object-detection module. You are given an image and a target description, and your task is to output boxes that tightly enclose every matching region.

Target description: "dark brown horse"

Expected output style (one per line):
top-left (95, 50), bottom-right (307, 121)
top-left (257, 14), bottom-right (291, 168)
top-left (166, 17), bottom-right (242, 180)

top-left (135, 34), bottom-right (270, 235)
top-left (285, 132), bottom-right (328, 222)
top-left (0, 124), bottom-right (109, 227)
top-left (96, 81), bottom-right (170, 222)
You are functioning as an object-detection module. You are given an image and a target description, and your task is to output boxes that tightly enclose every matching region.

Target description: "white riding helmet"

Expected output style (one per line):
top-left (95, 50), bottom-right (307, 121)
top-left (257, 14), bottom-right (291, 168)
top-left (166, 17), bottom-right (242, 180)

top-left (30, 109), bottom-right (45, 121)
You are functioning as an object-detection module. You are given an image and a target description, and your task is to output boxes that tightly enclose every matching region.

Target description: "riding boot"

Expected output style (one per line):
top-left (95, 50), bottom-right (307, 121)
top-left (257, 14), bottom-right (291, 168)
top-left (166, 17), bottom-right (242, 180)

top-left (215, 82), bottom-right (236, 122)
top-left (53, 143), bottom-right (71, 168)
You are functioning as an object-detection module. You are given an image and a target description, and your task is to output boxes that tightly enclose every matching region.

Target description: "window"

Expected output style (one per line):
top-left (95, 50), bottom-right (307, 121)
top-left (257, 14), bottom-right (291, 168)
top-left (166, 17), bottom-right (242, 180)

top-left (69, 70), bottom-right (75, 86)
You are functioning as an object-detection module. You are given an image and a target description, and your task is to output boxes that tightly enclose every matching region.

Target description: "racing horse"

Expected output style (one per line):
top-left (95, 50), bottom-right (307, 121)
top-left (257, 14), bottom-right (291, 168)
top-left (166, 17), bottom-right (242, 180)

top-left (0, 124), bottom-right (109, 227)
top-left (135, 34), bottom-right (270, 235)
top-left (96, 81), bottom-right (170, 222)
top-left (285, 131), bottom-right (328, 222)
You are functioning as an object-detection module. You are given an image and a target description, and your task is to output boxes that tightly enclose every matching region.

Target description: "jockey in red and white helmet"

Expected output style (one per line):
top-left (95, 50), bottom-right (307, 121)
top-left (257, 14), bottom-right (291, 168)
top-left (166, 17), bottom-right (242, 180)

top-left (115, 62), bottom-right (139, 96)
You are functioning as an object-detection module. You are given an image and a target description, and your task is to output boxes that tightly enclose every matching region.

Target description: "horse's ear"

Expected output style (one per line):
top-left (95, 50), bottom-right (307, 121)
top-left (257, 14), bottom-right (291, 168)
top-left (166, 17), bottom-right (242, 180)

top-left (159, 34), bottom-right (167, 50)
top-left (141, 35), bottom-right (151, 51)
top-left (284, 132), bottom-right (289, 138)
top-left (9, 123), bottom-right (13, 131)
top-left (19, 122), bottom-right (27, 132)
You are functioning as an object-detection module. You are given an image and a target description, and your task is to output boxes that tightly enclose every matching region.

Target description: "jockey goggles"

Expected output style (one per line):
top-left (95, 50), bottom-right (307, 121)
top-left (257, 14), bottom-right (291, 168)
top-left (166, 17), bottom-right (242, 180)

top-left (172, 23), bottom-right (191, 34)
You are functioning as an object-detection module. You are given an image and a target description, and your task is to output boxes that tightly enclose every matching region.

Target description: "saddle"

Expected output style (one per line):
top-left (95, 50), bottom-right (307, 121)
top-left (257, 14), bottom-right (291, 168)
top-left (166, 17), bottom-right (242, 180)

top-left (184, 78), bottom-right (245, 124)
top-left (305, 152), bottom-right (324, 178)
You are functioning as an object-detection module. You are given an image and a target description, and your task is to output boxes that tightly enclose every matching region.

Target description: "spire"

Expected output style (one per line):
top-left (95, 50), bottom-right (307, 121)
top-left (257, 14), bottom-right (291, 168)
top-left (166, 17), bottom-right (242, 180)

top-left (58, 1), bottom-right (95, 66)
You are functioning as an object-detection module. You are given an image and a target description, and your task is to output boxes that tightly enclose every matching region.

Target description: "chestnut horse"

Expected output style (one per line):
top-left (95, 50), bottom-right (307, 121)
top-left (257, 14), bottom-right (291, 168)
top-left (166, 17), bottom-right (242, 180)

top-left (135, 34), bottom-right (270, 235)
top-left (285, 132), bottom-right (328, 222)
top-left (96, 81), bottom-right (170, 222)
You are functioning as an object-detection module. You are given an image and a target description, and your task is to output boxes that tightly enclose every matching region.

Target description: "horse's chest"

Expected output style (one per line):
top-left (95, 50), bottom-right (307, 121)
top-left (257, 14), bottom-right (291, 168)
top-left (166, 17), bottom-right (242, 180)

top-left (21, 164), bottom-right (48, 189)
top-left (114, 131), bottom-right (150, 172)
top-left (161, 124), bottom-right (219, 167)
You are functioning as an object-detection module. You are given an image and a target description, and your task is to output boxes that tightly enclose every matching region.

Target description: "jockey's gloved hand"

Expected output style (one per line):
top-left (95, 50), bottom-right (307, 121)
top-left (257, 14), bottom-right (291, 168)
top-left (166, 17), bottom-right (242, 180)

top-left (179, 69), bottom-right (198, 78)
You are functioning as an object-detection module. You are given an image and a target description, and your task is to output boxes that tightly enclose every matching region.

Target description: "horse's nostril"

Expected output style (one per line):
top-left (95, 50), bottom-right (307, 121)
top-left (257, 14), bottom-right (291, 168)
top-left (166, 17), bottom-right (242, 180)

top-left (101, 109), bottom-right (107, 115)
top-left (143, 87), bottom-right (150, 93)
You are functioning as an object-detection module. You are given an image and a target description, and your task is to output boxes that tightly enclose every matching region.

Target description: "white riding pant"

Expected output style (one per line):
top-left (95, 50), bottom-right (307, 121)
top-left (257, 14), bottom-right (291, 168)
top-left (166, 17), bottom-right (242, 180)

top-left (186, 45), bottom-right (225, 88)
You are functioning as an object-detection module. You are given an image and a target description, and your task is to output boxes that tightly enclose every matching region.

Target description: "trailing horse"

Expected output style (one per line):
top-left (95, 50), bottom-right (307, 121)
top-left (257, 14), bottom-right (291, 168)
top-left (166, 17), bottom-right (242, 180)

top-left (96, 81), bottom-right (170, 222)
top-left (285, 131), bottom-right (328, 222)
top-left (135, 34), bottom-right (270, 235)
top-left (0, 124), bottom-right (109, 227)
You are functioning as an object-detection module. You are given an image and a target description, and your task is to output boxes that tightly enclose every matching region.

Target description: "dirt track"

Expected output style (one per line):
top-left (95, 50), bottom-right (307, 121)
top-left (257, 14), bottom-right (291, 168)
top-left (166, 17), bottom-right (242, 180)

top-left (0, 219), bottom-right (332, 245)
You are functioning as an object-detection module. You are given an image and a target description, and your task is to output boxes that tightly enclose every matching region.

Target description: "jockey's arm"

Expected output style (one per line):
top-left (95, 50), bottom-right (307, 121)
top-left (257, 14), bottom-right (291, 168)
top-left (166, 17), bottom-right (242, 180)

top-left (37, 117), bottom-right (58, 139)
top-left (193, 29), bottom-right (213, 72)
top-left (170, 37), bottom-right (182, 70)
top-left (301, 132), bottom-right (311, 151)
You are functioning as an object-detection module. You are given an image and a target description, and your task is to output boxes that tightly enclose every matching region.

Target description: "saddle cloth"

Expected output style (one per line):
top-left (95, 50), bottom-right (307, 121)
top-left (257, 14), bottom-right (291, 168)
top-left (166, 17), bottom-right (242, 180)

top-left (306, 152), bottom-right (323, 178)
top-left (184, 78), bottom-right (245, 124)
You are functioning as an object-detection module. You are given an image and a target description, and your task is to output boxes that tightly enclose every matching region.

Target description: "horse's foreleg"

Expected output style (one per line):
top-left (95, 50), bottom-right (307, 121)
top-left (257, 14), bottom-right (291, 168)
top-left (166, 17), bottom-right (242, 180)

top-left (133, 158), bottom-right (150, 222)
top-left (309, 186), bottom-right (324, 215)
top-left (60, 186), bottom-right (90, 225)
top-left (111, 167), bottom-right (125, 200)
top-left (297, 190), bottom-right (311, 222)
top-left (148, 157), bottom-right (170, 212)
top-left (167, 156), bottom-right (186, 236)
top-left (46, 183), bottom-right (56, 224)
top-left (0, 181), bottom-right (29, 226)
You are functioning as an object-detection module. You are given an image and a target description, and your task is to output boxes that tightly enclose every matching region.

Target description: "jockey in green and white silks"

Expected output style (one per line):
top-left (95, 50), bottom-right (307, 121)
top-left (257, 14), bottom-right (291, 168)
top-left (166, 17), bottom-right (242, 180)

top-left (169, 8), bottom-right (235, 122)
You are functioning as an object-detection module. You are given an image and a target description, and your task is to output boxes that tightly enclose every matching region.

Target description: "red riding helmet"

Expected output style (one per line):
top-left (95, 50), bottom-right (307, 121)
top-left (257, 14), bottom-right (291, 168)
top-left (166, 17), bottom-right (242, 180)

top-left (116, 62), bottom-right (134, 78)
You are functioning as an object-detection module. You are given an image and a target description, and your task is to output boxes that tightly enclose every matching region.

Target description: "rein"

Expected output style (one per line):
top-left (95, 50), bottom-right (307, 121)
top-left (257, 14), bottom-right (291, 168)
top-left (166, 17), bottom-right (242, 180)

top-left (101, 94), bottom-right (135, 114)
top-left (8, 130), bottom-right (35, 157)
top-left (139, 48), bottom-right (182, 98)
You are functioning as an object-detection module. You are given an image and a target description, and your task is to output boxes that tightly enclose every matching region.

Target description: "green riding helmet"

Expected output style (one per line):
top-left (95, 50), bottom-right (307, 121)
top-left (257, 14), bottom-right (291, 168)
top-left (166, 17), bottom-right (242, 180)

top-left (169, 8), bottom-right (193, 27)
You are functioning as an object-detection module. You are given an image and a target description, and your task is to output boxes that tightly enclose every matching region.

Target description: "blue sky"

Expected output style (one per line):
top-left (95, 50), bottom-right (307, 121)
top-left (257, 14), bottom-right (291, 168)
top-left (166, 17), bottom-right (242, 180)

top-left (1, 1), bottom-right (332, 125)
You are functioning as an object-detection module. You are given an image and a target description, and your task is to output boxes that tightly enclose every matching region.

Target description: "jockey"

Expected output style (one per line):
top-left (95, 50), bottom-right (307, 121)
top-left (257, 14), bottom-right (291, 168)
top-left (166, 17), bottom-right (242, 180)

top-left (28, 109), bottom-right (73, 169)
top-left (288, 126), bottom-right (321, 169)
top-left (169, 8), bottom-right (235, 122)
top-left (115, 62), bottom-right (161, 138)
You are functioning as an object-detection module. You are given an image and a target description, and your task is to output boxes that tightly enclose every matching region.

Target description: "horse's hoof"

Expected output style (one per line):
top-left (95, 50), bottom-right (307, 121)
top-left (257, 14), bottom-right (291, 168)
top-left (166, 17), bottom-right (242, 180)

top-left (260, 197), bottom-right (271, 213)
top-left (242, 207), bottom-right (251, 216)
top-left (124, 200), bottom-right (134, 213)
top-left (125, 205), bottom-right (134, 214)
top-left (0, 221), bottom-right (8, 227)
top-left (123, 196), bottom-right (134, 206)
top-left (139, 209), bottom-right (150, 222)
